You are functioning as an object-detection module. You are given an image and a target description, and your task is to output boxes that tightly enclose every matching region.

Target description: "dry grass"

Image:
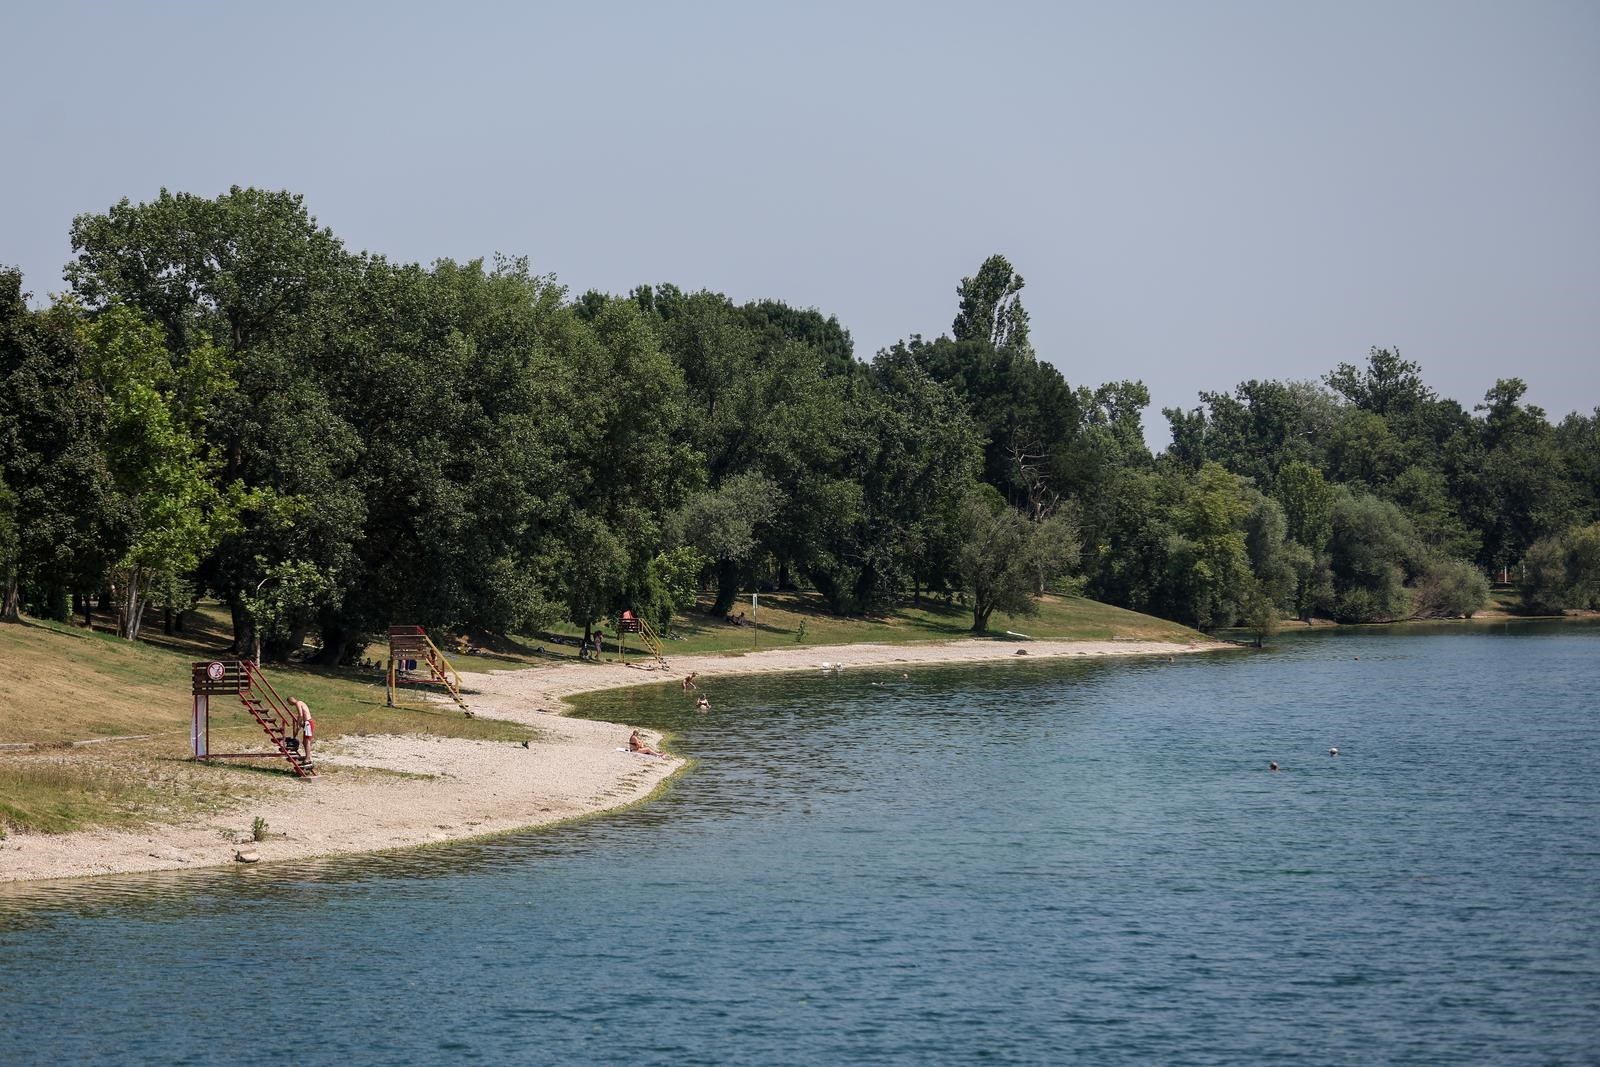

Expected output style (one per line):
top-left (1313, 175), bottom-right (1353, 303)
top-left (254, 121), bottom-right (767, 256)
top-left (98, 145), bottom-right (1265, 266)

top-left (0, 615), bottom-right (532, 834)
top-left (0, 745), bottom-right (253, 835)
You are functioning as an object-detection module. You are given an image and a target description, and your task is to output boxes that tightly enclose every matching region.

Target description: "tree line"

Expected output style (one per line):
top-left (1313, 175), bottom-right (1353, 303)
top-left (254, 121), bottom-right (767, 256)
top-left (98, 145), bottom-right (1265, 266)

top-left (2, 187), bottom-right (1597, 659)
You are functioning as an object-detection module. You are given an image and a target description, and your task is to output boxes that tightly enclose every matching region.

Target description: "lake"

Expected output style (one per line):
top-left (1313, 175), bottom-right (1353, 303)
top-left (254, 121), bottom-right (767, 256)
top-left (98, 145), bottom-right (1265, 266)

top-left (3, 622), bottom-right (1597, 1065)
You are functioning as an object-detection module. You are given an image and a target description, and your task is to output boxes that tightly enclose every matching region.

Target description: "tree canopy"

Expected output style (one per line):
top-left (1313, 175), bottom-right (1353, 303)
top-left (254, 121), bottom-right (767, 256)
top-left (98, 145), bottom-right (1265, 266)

top-left (4, 189), bottom-right (1597, 649)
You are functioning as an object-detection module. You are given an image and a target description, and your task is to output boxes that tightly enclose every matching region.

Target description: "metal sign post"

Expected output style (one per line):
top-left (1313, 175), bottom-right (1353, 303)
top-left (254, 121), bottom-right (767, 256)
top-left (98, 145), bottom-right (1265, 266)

top-left (753, 592), bottom-right (759, 649)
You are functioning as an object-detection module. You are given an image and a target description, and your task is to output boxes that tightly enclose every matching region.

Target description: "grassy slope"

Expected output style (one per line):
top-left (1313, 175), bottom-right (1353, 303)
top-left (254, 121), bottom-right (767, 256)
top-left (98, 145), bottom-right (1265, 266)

top-left (493, 591), bottom-right (1207, 667)
top-left (0, 615), bottom-right (525, 836)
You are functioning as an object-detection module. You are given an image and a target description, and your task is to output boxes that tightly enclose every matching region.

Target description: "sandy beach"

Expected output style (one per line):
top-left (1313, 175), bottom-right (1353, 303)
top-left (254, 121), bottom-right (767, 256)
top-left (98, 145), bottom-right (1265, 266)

top-left (0, 637), bottom-right (1224, 884)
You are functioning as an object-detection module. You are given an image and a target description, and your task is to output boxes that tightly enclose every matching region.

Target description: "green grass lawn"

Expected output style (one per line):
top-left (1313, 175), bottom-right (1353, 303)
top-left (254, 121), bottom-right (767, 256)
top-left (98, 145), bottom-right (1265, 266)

top-left (1488, 586), bottom-right (1523, 613)
top-left (501, 591), bottom-right (1207, 667)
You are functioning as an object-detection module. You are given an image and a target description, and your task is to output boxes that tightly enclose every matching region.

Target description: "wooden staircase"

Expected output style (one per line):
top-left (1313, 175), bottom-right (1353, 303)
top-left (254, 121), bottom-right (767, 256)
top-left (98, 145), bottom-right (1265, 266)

top-left (190, 660), bottom-right (316, 777)
top-left (621, 610), bottom-right (667, 669)
top-left (387, 626), bottom-right (469, 713)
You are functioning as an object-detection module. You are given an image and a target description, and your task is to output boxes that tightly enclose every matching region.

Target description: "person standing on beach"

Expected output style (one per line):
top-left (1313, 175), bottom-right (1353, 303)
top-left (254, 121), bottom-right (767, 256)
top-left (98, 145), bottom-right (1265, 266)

top-left (290, 697), bottom-right (313, 761)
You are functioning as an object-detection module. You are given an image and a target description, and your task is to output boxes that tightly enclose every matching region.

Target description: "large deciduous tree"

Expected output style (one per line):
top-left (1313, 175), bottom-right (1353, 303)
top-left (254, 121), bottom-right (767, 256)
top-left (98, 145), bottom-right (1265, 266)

top-left (0, 273), bottom-right (118, 623)
top-left (79, 304), bottom-right (245, 640)
top-left (956, 485), bottom-right (1079, 632)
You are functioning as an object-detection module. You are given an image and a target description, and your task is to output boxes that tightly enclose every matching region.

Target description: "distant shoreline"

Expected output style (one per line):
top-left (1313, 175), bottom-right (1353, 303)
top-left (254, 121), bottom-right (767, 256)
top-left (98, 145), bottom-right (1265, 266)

top-left (1271, 609), bottom-right (1600, 631)
top-left (0, 636), bottom-right (1228, 886)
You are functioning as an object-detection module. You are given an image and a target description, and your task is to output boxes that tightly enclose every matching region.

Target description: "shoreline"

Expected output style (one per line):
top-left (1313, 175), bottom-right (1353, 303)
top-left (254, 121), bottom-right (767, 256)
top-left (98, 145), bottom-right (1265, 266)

top-left (0, 636), bottom-right (1225, 886)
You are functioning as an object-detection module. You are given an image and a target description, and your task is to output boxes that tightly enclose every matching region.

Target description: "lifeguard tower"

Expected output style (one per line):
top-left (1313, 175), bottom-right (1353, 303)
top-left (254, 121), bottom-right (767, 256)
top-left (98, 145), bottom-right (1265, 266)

top-left (385, 625), bottom-right (469, 713)
top-left (190, 659), bottom-right (316, 777)
top-left (617, 610), bottom-right (667, 669)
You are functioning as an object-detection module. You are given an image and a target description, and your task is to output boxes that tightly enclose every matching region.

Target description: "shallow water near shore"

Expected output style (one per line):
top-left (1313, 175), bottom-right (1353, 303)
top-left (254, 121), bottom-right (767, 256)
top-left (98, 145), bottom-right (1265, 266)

top-left (3, 622), bottom-right (1598, 1065)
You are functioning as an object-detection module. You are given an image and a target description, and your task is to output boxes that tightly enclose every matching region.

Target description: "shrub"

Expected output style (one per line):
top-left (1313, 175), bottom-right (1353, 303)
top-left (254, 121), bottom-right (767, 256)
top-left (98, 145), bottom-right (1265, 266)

top-left (1410, 559), bottom-right (1490, 619)
top-left (1519, 523), bottom-right (1600, 614)
top-left (251, 816), bottom-right (268, 842)
top-left (1333, 569), bottom-right (1410, 623)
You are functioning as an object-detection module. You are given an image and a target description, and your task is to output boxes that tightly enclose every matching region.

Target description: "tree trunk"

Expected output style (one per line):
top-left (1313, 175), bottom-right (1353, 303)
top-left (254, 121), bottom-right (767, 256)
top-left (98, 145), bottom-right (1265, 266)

top-left (1, 573), bottom-right (20, 623)
top-left (228, 596), bottom-right (254, 658)
top-left (265, 628), bottom-right (308, 663)
top-left (163, 607), bottom-right (174, 635)
top-left (119, 569), bottom-right (147, 640)
top-left (311, 621), bottom-right (354, 666)
top-left (972, 590), bottom-right (993, 633)
top-left (46, 584), bottom-right (69, 622)
top-left (807, 568), bottom-right (848, 615)
top-left (711, 559), bottom-right (740, 616)
top-left (81, 592), bottom-right (92, 628)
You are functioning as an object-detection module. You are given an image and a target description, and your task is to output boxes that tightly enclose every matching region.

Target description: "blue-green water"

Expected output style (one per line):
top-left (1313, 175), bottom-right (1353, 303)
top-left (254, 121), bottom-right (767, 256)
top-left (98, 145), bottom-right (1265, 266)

top-left (3, 624), bottom-right (1598, 1065)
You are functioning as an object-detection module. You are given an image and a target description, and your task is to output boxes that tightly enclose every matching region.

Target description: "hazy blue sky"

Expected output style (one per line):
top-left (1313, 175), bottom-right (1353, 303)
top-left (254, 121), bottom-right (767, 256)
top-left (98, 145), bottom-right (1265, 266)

top-left (4, 1), bottom-right (1596, 444)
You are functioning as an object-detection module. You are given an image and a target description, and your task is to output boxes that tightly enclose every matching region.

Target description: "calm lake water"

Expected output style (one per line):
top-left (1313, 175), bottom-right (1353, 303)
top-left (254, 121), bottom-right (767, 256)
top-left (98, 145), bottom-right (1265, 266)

top-left (3, 623), bottom-right (1598, 1065)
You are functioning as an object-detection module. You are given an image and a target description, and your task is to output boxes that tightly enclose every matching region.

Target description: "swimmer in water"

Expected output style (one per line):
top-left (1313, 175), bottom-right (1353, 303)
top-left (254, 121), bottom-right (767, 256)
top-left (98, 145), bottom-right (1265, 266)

top-left (1269, 762), bottom-right (1280, 772)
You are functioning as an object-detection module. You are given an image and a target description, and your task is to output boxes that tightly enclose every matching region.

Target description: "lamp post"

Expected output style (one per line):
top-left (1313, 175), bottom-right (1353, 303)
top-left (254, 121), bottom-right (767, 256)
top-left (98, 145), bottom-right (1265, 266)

top-left (251, 574), bottom-right (276, 665)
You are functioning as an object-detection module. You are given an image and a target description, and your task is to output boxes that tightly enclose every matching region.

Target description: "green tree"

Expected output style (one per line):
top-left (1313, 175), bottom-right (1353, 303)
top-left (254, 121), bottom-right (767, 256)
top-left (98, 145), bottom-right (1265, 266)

top-left (1163, 379), bottom-right (1336, 484)
top-left (1519, 523), bottom-right (1600, 614)
top-left (0, 277), bottom-right (120, 623)
top-left (0, 470), bottom-right (17, 621)
top-left (675, 472), bottom-right (779, 615)
top-left (67, 186), bottom-right (351, 356)
top-left (1471, 379), bottom-right (1577, 570)
top-left (799, 353), bottom-right (981, 614)
top-left (67, 187), bottom-right (362, 651)
top-left (1553, 408), bottom-right (1600, 519)
top-left (1409, 558), bottom-right (1490, 619)
top-left (956, 486), bottom-right (1078, 632)
top-left (1384, 464), bottom-right (1479, 561)
top-left (952, 254), bottom-right (1032, 355)
top-left (1080, 466), bottom-right (1176, 614)
top-left (1242, 585), bottom-right (1280, 647)
top-left (1324, 347), bottom-right (1434, 420)
top-left (1242, 489), bottom-right (1296, 611)
top-left (1326, 492), bottom-right (1422, 622)
top-left (555, 295), bottom-right (698, 637)
top-left (1164, 463), bottom-right (1255, 630)
top-left (636, 546), bottom-right (710, 632)
top-left (80, 304), bottom-right (245, 639)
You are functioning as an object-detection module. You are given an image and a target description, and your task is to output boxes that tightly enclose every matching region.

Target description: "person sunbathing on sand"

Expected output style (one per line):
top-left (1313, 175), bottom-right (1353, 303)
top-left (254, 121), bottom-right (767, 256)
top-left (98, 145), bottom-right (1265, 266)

top-left (628, 729), bottom-right (665, 757)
